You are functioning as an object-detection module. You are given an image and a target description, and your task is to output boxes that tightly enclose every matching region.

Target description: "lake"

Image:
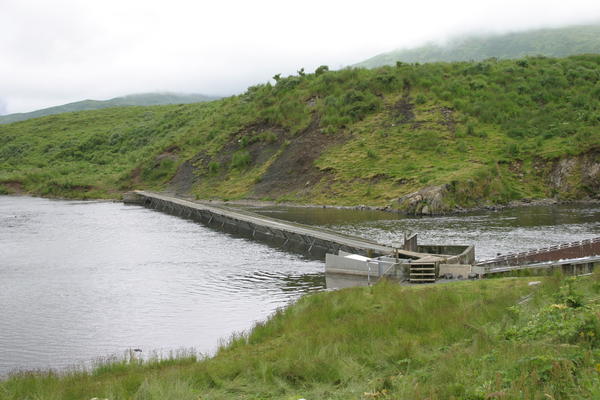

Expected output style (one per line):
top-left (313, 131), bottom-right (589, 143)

top-left (1, 196), bottom-right (599, 376)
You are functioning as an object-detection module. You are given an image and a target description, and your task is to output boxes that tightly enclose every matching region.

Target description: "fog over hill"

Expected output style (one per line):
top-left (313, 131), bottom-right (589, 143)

top-left (355, 24), bottom-right (600, 68)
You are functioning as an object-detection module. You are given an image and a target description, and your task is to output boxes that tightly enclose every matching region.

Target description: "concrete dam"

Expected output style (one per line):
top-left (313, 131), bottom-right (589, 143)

top-left (124, 191), bottom-right (475, 282)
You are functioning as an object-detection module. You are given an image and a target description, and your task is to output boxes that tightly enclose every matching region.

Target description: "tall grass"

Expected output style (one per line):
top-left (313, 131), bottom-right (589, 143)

top-left (2, 275), bottom-right (599, 399)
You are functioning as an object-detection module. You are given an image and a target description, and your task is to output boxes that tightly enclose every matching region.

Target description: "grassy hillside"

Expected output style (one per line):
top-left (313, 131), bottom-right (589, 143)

top-left (0, 93), bottom-right (219, 125)
top-left (355, 24), bottom-right (600, 68)
top-left (2, 274), bottom-right (600, 399)
top-left (1, 56), bottom-right (599, 211)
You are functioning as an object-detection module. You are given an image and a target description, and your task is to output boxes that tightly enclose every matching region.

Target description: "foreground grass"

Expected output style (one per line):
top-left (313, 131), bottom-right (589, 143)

top-left (2, 275), bottom-right (599, 399)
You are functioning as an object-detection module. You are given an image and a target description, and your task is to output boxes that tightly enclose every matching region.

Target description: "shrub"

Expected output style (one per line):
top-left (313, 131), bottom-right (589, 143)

top-left (504, 143), bottom-right (520, 157)
top-left (555, 278), bottom-right (584, 308)
top-left (370, 70), bottom-right (399, 92)
top-left (258, 131), bottom-right (278, 144)
top-left (230, 150), bottom-right (251, 170)
top-left (320, 90), bottom-right (381, 132)
top-left (516, 59), bottom-right (529, 68)
top-left (343, 90), bottom-right (380, 119)
top-left (141, 157), bottom-right (175, 182)
top-left (275, 76), bottom-right (301, 91)
top-left (315, 65), bottom-right (329, 76)
top-left (366, 148), bottom-right (378, 159)
top-left (466, 123), bottom-right (476, 136)
top-left (507, 129), bottom-right (524, 139)
top-left (208, 161), bottom-right (219, 174)
top-left (239, 136), bottom-right (249, 148)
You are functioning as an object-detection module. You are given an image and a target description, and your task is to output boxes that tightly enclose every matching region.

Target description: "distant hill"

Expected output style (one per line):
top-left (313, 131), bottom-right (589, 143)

top-left (355, 24), bottom-right (600, 68)
top-left (0, 92), bottom-right (220, 124)
top-left (2, 56), bottom-right (599, 212)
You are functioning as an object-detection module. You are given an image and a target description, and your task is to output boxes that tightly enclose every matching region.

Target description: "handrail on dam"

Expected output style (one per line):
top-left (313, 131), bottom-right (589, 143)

top-left (475, 237), bottom-right (600, 269)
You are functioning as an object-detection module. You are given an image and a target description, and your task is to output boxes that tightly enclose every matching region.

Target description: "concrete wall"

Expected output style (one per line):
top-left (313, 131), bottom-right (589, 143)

top-left (122, 192), bottom-right (144, 204)
top-left (131, 192), bottom-right (474, 282)
top-left (417, 244), bottom-right (475, 265)
top-left (403, 234), bottom-right (418, 252)
top-left (325, 254), bottom-right (372, 276)
top-left (135, 193), bottom-right (388, 260)
top-left (439, 264), bottom-right (472, 278)
top-left (446, 246), bottom-right (475, 265)
top-left (325, 273), bottom-right (371, 289)
top-left (325, 253), bottom-right (396, 277)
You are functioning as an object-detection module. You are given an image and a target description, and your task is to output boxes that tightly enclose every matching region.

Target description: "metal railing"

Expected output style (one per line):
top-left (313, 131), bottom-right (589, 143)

top-left (476, 237), bottom-right (600, 268)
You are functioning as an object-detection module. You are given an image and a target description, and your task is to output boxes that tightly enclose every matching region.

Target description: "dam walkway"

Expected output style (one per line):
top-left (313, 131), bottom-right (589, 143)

top-left (125, 191), bottom-right (475, 282)
top-left (125, 191), bottom-right (426, 260)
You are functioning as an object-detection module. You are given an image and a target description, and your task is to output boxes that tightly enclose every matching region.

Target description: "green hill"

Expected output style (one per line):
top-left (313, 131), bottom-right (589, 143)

top-left (355, 24), bottom-right (600, 68)
top-left (1, 56), bottom-right (599, 213)
top-left (0, 92), bottom-right (220, 124)
top-left (2, 275), bottom-right (600, 399)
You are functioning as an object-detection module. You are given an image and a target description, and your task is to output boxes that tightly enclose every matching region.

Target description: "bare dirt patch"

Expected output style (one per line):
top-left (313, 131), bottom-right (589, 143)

top-left (392, 96), bottom-right (415, 123)
top-left (169, 123), bottom-right (287, 195)
top-left (439, 107), bottom-right (456, 134)
top-left (129, 166), bottom-right (142, 186)
top-left (219, 123), bottom-right (287, 167)
top-left (170, 160), bottom-right (196, 194)
top-left (1, 180), bottom-right (24, 194)
top-left (167, 116), bottom-right (351, 199)
top-left (251, 116), bottom-right (347, 198)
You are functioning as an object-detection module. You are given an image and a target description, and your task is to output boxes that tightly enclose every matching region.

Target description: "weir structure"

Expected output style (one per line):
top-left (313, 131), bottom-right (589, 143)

top-left (124, 191), bottom-right (475, 282)
top-left (123, 191), bottom-right (599, 282)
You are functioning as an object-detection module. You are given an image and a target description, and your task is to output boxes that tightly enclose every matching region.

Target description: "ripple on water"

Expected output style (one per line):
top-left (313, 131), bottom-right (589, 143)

top-left (248, 204), bottom-right (600, 261)
top-left (0, 196), bottom-right (324, 376)
top-left (2, 197), bottom-right (598, 376)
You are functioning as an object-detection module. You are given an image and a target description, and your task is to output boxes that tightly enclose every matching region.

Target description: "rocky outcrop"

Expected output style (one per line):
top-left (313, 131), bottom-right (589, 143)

top-left (395, 184), bottom-right (452, 215)
top-left (394, 150), bottom-right (600, 215)
top-left (548, 151), bottom-right (600, 198)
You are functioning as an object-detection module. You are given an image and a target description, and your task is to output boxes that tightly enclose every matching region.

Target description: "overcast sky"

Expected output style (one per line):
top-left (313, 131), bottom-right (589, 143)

top-left (1, 0), bottom-right (600, 114)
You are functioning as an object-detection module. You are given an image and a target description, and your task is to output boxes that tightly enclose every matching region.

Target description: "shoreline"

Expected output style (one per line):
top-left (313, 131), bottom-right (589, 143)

top-left (3, 276), bottom-right (598, 399)
top-left (184, 195), bottom-right (600, 216)
top-left (4, 191), bottom-right (600, 215)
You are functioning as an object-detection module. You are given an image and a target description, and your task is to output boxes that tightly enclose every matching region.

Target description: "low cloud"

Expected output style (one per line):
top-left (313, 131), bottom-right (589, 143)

top-left (2, 0), bottom-right (600, 114)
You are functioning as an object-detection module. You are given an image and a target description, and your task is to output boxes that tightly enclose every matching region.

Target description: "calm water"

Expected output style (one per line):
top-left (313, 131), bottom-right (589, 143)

top-left (1, 196), bottom-right (599, 376)
top-left (0, 196), bottom-right (324, 376)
